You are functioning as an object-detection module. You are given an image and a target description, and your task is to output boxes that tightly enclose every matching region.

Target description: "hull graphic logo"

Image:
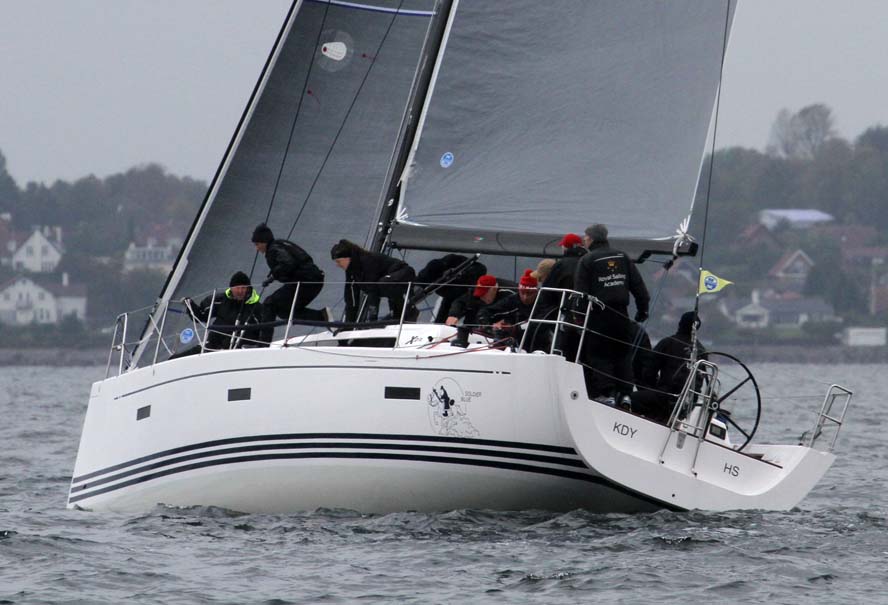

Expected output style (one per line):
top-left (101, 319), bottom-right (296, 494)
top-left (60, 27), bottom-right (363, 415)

top-left (427, 378), bottom-right (479, 437)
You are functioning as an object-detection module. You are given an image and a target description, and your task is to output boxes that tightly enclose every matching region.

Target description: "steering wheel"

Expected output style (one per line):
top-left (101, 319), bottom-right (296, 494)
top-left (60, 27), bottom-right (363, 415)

top-left (705, 351), bottom-right (762, 451)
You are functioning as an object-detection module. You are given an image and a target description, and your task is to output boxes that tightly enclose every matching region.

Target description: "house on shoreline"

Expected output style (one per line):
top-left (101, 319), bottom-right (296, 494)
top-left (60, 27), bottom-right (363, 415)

top-left (0, 273), bottom-right (86, 326)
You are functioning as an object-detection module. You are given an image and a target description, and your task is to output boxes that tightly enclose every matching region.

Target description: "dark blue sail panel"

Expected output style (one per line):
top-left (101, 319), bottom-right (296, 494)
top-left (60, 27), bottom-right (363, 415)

top-left (399, 0), bottom-right (734, 242)
top-left (172, 0), bottom-right (436, 303)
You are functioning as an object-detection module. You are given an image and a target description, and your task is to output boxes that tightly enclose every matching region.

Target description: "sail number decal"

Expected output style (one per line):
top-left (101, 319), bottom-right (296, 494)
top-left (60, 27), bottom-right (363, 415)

top-left (612, 422), bottom-right (637, 439)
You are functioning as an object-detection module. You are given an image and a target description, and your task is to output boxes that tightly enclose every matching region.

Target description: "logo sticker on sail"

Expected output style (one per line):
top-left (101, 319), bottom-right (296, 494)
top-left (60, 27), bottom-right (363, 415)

top-left (427, 377), bottom-right (479, 437)
top-left (179, 328), bottom-right (195, 344)
top-left (440, 152), bottom-right (454, 168)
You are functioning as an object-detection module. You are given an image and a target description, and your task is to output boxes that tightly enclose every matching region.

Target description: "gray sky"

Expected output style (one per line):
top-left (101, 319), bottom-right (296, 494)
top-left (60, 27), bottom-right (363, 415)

top-left (1, 0), bottom-right (887, 185)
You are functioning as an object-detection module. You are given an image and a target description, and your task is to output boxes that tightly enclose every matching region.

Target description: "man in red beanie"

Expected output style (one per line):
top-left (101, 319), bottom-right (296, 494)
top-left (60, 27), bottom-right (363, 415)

top-left (444, 274), bottom-right (513, 327)
top-left (538, 233), bottom-right (587, 311)
top-left (559, 233), bottom-right (583, 251)
top-left (478, 270), bottom-right (547, 350)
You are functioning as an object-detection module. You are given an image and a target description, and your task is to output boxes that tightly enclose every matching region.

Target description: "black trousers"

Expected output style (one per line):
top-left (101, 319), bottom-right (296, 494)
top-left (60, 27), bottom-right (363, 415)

top-left (260, 281), bottom-right (324, 343)
top-left (630, 390), bottom-right (675, 423)
top-left (580, 305), bottom-right (634, 399)
top-left (367, 266), bottom-right (418, 321)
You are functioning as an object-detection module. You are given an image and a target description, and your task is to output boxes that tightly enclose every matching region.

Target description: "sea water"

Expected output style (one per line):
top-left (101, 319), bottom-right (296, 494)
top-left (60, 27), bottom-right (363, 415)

top-left (0, 364), bottom-right (885, 604)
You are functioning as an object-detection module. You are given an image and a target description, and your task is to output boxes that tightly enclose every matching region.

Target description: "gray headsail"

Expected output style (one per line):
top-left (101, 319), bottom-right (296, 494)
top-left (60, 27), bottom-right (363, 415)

top-left (391, 0), bottom-right (735, 258)
top-left (133, 0), bottom-right (440, 364)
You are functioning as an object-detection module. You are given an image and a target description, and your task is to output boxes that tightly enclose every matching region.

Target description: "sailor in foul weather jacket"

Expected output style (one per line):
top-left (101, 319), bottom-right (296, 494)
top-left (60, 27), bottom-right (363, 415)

top-left (573, 242), bottom-right (649, 319)
top-left (264, 239), bottom-right (324, 286)
top-left (539, 245), bottom-right (587, 312)
top-left (184, 287), bottom-right (263, 351)
top-left (342, 249), bottom-right (416, 322)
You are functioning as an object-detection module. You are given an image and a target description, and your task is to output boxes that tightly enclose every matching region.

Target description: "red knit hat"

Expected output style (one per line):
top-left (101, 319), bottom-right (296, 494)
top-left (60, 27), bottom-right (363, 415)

top-left (558, 233), bottom-right (582, 248)
top-left (473, 274), bottom-right (498, 297)
top-left (519, 269), bottom-right (538, 288)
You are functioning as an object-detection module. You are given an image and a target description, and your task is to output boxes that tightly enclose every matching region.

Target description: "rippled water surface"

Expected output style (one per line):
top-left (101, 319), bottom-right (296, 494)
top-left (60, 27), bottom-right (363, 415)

top-left (1, 363), bottom-right (885, 603)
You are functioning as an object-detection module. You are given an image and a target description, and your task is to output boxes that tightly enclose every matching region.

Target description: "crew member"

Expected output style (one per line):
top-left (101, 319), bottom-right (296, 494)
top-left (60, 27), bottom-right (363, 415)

top-left (445, 274), bottom-right (514, 327)
top-left (538, 233), bottom-right (589, 358)
top-left (632, 312), bottom-right (707, 422)
top-left (171, 271), bottom-right (263, 358)
top-left (330, 239), bottom-right (418, 322)
top-left (540, 233), bottom-right (587, 302)
top-left (416, 254), bottom-right (487, 323)
top-left (251, 223), bottom-right (328, 344)
top-left (478, 270), bottom-right (547, 350)
top-left (574, 223), bottom-right (650, 403)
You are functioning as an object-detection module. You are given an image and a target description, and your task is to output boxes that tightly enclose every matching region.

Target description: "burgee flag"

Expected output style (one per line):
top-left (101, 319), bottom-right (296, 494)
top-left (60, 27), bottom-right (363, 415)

top-left (698, 270), bottom-right (733, 295)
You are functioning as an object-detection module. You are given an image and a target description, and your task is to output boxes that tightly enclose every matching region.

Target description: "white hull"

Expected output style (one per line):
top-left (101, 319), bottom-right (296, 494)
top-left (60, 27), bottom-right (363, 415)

top-left (69, 325), bottom-right (835, 513)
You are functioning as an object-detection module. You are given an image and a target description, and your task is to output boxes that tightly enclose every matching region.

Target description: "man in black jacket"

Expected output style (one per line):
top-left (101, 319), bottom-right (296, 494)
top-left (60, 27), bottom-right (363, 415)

top-left (539, 233), bottom-right (588, 359)
top-left (417, 254), bottom-right (487, 324)
top-left (171, 271), bottom-right (263, 358)
top-left (478, 270), bottom-right (548, 350)
top-left (445, 274), bottom-right (513, 327)
top-left (539, 233), bottom-right (586, 309)
top-left (330, 239), bottom-right (418, 322)
top-left (574, 223), bottom-right (650, 403)
top-left (252, 223), bottom-right (327, 343)
top-left (631, 312), bottom-right (706, 422)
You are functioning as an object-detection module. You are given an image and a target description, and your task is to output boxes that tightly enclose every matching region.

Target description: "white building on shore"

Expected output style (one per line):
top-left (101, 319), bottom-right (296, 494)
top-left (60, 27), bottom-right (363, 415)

top-left (0, 273), bottom-right (86, 325)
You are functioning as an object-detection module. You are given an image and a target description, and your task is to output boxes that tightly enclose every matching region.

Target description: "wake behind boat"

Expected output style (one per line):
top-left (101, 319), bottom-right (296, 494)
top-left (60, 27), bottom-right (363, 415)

top-left (69, 0), bottom-right (852, 513)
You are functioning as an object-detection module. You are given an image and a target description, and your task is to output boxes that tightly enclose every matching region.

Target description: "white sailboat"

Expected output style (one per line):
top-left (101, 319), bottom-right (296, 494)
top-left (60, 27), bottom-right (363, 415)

top-left (69, 0), bottom-right (852, 513)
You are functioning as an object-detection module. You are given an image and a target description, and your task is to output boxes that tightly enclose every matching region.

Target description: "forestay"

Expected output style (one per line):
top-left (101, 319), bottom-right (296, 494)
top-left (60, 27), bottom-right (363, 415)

top-left (396, 0), bottom-right (735, 247)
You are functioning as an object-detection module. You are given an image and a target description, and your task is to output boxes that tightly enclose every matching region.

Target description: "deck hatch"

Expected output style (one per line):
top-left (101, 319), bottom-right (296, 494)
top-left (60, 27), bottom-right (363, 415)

top-left (136, 405), bottom-right (151, 421)
top-left (385, 387), bottom-right (421, 400)
top-left (228, 388), bottom-right (252, 402)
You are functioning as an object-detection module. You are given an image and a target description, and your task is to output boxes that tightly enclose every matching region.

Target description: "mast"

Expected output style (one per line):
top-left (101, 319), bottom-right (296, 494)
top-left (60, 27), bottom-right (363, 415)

top-left (369, 0), bottom-right (455, 253)
top-left (130, 1), bottom-right (302, 369)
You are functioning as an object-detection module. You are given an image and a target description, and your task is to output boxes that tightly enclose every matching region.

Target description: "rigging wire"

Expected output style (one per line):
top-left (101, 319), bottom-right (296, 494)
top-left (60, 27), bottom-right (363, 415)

top-left (691, 0), bottom-right (733, 358)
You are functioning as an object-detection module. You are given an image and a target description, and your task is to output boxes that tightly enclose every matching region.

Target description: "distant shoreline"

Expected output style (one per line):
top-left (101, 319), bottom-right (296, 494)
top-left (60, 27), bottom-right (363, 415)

top-left (0, 347), bottom-right (107, 367)
top-left (1, 344), bottom-right (886, 367)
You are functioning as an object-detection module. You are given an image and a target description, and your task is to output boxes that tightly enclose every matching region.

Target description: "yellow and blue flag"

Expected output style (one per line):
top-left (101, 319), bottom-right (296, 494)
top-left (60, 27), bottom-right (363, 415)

top-left (698, 270), bottom-right (733, 295)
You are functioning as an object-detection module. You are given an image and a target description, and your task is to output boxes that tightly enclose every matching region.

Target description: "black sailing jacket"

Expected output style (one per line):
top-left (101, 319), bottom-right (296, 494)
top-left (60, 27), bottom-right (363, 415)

top-left (189, 287), bottom-right (263, 350)
top-left (573, 242), bottom-right (650, 313)
top-left (539, 246), bottom-right (586, 310)
top-left (343, 249), bottom-right (414, 321)
top-left (265, 239), bottom-right (324, 284)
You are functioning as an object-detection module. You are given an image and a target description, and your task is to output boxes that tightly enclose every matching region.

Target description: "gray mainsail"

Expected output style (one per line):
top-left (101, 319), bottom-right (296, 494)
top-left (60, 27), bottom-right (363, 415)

top-left (176, 0), bottom-right (437, 298)
top-left (132, 0), bottom-right (441, 363)
top-left (391, 0), bottom-right (735, 257)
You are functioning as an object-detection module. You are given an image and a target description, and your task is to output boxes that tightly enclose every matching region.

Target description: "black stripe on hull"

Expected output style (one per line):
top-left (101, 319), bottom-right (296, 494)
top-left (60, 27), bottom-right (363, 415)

top-left (68, 450), bottom-right (649, 506)
top-left (68, 449), bottom-right (684, 512)
top-left (72, 433), bottom-right (576, 484)
top-left (70, 441), bottom-right (587, 494)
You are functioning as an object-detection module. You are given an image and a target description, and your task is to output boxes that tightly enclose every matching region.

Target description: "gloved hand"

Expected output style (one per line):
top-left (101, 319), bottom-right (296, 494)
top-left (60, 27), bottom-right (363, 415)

top-left (634, 310), bottom-right (648, 323)
top-left (261, 277), bottom-right (273, 288)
